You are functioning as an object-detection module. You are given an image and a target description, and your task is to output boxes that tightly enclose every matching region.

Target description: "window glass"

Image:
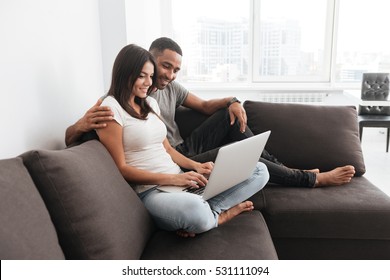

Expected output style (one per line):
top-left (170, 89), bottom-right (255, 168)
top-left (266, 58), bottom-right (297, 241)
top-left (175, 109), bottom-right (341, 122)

top-left (163, 0), bottom-right (390, 85)
top-left (171, 0), bottom-right (250, 83)
top-left (253, 0), bottom-right (331, 82)
top-left (335, 0), bottom-right (390, 82)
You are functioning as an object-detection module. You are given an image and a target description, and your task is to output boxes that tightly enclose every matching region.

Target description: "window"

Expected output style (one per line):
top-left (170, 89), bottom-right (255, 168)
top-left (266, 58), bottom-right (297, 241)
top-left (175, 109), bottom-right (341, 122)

top-left (253, 0), bottom-right (333, 82)
top-left (127, 0), bottom-right (390, 87)
top-left (170, 0), bottom-right (250, 83)
top-left (334, 0), bottom-right (390, 83)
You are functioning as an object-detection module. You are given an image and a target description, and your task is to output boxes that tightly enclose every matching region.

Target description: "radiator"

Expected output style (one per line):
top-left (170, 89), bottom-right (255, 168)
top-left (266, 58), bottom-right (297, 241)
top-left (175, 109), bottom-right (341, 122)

top-left (256, 92), bottom-right (326, 103)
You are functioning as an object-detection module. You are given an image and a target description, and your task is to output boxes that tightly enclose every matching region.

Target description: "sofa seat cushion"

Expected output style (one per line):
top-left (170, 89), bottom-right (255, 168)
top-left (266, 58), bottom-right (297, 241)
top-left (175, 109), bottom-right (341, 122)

top-left (262, 177), bottom-right (390, 241)
top-left (244, 101), bottom-right (366, 176)
top-left (21, 140), bottom-right (155, 260)
top-left (0, 157), bottom-right (64, 260)
top-left (141, 211), bottom-right (278, 260)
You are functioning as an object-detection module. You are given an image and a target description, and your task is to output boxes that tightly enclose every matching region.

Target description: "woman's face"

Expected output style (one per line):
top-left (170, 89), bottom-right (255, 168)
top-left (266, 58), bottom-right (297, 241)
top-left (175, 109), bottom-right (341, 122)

top-left (132, 61), bottom-right (154, 99)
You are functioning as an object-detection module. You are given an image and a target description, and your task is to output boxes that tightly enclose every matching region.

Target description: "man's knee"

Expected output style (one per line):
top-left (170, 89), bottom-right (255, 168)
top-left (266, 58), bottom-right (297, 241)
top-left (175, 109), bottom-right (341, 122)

top-left (211, 108), bottom-right (231, 125)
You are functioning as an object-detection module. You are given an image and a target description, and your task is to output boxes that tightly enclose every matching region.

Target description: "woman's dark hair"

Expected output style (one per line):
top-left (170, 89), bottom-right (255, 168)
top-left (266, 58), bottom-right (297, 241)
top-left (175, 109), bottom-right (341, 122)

top-left (107, 44), bottom-right (157, 119)
top-left (149, 37), bottom-right (183, 57)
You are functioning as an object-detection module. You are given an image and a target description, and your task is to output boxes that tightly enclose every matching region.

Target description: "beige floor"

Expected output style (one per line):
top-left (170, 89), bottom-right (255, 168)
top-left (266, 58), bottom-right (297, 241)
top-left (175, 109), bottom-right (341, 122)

top-left (360, 128), bottom-right (390, 197)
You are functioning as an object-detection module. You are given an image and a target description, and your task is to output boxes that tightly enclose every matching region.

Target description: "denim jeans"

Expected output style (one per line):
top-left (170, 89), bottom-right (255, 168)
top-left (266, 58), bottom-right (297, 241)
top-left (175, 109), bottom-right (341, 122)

top-left (176, 108), bottom-right (316, 188)
top-left (139, 162), bottom-right (268, 233)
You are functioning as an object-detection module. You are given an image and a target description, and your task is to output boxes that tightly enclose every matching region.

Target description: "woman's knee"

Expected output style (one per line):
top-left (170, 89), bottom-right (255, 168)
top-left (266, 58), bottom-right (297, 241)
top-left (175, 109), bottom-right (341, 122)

top-left (183, 198), bottom-right (217, 233)
top-left (253, 162), bottom-right (270, 187)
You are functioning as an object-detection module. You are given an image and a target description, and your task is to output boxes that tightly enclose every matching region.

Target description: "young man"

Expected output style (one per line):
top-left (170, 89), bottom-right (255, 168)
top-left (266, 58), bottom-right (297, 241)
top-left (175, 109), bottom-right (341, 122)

top-left (65, 37), bottom-right (355, 188)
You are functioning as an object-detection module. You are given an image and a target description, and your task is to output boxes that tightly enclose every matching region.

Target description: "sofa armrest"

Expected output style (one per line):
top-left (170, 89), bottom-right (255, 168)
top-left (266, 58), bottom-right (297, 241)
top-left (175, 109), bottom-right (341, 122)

top-left (0, 158), bottom-right (65, 260)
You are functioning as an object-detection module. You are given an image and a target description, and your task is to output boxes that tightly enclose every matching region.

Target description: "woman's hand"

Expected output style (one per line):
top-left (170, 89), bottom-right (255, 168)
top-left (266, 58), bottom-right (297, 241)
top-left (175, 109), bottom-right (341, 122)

top-left (194, 161), bottom-right (214, 177)
top-left (174, 171), bottom-right (208, 188)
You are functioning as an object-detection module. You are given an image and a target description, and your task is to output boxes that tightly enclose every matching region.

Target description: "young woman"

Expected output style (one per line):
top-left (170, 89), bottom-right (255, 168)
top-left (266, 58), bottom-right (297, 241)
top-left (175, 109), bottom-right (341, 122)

top-left (97, 44), bottom-right (269, 236)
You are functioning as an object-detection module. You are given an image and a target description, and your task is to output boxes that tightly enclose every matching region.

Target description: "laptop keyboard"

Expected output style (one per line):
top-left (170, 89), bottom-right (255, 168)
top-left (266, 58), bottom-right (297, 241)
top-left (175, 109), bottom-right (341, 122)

top-left (183, 186), bottom-right (205, 195)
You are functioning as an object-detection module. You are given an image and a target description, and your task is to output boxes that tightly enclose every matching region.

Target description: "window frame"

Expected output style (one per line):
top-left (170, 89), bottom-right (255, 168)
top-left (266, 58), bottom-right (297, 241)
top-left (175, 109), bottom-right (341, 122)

top-left (155, 0), bottom-right (389, 90)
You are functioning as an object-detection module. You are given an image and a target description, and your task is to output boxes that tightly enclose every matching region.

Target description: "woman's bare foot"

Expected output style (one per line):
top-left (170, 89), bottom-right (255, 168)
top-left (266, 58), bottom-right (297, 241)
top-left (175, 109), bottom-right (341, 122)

top-left (176, 230), bottom-right (196, 238)
top-left (314, 165), bottom-right (355, 187)
top-left (218, 201), bottom-right (254, 226)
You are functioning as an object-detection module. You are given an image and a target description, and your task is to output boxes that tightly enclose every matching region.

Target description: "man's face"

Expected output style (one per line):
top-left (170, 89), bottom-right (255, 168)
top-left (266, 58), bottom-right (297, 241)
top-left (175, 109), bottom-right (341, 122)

top-left (154, 49), bottom-right (182, 90)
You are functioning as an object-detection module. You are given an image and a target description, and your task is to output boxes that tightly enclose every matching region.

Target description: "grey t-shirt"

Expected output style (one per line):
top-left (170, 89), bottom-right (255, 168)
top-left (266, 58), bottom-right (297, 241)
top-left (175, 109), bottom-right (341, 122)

top-left (149, 81), bottom-right (189, 147)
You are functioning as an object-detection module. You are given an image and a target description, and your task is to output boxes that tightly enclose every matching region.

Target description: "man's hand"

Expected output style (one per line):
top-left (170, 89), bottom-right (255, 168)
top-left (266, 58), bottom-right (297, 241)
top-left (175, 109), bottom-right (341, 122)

top-left (76, 98), bottom-right (114, 132)
top-left (228, 102), bottom-right (247, 133)
top-left (65, 98), bottom-right (113, 146)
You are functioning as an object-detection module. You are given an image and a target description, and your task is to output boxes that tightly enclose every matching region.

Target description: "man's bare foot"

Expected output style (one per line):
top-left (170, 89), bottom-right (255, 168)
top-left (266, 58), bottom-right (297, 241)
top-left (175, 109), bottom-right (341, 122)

top-left (218, 201), bottom-right (254, 226)
top-left (314, 165), bottom-right (355, 187)
top-left (176, 230), bottom-right (196, 238)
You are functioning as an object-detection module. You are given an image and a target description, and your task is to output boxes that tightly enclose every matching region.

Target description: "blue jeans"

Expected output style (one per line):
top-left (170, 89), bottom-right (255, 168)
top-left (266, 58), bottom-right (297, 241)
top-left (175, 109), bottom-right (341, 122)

top-left (138, 162), bottom-right (268, 234)
top-left (176, 108), bottom-right (316, 188)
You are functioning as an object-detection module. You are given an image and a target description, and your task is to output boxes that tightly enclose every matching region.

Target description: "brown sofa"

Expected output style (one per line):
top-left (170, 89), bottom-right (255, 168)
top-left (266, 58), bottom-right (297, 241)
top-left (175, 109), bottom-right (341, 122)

top-left (176, 101), bottom-right (390, 259)
top-left (1, 101), bottom-right (389, 260)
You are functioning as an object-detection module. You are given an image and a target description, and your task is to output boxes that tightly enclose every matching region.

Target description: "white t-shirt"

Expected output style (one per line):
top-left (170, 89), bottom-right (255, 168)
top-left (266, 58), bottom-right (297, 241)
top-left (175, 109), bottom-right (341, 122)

top-left (149, 81), bottom-right (189, 147)
top-left (101, 96), bottom-right (181, 193)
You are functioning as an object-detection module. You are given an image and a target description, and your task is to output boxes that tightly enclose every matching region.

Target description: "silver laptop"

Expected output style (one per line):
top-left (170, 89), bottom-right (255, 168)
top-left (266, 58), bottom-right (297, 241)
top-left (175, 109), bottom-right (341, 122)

top-left (157, 130), bottom-right (271, 200)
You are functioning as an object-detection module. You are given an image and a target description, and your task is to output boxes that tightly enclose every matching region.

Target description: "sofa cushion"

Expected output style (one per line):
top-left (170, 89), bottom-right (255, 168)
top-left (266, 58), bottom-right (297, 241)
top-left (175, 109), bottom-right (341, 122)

top-left (0, 157), bottom-right (64, 259)
top-left (21, 140), bottom-right (155, 260)
top-left (262, 177), bottom-right (390, 240)
top-left (244, 101), bottom-right (366, 176)
top-left (141, 211), bottom-right (278, 260)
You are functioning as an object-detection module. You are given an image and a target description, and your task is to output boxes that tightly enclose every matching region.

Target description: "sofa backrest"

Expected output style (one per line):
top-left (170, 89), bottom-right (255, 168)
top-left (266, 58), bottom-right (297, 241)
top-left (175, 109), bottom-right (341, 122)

top-left (244, 101), bottom-right (366, 176)
top-left (21, 140), bottom-right (155, 260)
top-left (0, 157), bottom-right (65, 259)
top-left (175, 103), bottom-right (365, 176)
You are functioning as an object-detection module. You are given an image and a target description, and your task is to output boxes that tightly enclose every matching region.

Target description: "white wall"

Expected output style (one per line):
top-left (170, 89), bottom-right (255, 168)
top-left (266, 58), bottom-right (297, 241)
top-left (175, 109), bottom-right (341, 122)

top-left (99, 0), bottom-right (127, 91)
top-left (0, 0), bottom-right (126, 159)
top-left (125, 0), bottom-right (166, 49)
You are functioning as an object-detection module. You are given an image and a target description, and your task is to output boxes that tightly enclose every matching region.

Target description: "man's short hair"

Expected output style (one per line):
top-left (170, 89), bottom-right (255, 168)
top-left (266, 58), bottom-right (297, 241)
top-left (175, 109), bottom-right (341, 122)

top-left (149, 37), bottom-right (183, 56)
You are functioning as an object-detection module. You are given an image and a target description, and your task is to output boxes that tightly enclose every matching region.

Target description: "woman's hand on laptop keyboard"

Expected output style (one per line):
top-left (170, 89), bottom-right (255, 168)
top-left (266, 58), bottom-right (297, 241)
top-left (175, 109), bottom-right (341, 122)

top-left (194, 161), bottom-right (214, 179)
top-left (173, 171), bottom-right (208, 188)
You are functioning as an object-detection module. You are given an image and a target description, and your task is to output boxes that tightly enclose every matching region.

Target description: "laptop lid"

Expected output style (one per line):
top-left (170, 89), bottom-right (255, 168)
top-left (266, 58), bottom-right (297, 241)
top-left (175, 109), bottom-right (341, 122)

top-left (157, 130), bottom-right (271, 200)
top-left (201, 130), bottom-right (270, 200)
